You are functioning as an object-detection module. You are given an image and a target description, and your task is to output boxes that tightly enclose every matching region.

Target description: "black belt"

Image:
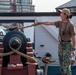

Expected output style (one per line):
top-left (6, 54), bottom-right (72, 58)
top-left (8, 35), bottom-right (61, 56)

top-left (61, 40), bottom-right (71, 42)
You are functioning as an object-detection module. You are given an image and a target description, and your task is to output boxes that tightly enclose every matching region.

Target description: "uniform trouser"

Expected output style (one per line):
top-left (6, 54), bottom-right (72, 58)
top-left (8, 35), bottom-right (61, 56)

top-left (58, 41), bottom-right (72, 75)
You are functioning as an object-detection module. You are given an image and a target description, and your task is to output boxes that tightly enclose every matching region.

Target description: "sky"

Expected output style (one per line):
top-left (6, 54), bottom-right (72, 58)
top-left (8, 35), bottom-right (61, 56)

top-left (32, 0), bottom-right (70, 12)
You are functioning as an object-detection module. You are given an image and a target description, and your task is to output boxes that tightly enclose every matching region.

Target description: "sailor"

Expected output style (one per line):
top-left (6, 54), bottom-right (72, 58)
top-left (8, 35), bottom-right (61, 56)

top-left (22, 8), bottom-right (75, 75)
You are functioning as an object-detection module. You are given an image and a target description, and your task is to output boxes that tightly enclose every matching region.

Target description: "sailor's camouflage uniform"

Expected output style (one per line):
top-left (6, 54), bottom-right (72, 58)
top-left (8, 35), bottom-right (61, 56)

top-left (55, 21), bottom-right (75, 75)
top-left (59, 41), bottom-right (72, 75)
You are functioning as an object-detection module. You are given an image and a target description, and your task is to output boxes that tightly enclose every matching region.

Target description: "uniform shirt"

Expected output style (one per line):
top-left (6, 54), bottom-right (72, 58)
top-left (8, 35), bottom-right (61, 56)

top-left (55, 21), bottom-right (75, 41)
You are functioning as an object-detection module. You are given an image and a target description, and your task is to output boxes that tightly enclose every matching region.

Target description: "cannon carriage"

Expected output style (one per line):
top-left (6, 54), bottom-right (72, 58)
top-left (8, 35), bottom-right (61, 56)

top-left (0, 29), bottom-right (38, 75)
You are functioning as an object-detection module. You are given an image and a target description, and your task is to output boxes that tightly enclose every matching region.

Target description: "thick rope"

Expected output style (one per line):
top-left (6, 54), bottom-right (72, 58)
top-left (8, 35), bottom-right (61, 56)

top-left (0, 39), bottom-right (37, 63)
top-left (17, 25), bottom-right (33, 30)
top-left (0, 49), bottom-right (37, 63)
top-left (0, 51), bottom-right (14, 56)
top-left (9, 38), bottom-right (38, 63)
top-left (11, 49), bottom-right (37, 63)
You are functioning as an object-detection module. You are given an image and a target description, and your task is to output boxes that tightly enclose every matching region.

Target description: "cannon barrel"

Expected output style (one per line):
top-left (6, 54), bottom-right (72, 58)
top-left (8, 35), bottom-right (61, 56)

top-left (3, 30), bottom-right (27, 53)
top-left (2, 30), bottom-right (27, 67)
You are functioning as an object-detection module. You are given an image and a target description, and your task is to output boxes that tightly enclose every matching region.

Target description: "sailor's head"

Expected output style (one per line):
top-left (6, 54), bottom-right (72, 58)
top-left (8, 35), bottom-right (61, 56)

top-left (58, 8), bottom-right (73, 20)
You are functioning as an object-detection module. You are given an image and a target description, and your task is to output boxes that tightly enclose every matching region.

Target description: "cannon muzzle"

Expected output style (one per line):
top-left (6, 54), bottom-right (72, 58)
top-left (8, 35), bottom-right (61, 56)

top-left (3, 30), bottom-right (27, 53)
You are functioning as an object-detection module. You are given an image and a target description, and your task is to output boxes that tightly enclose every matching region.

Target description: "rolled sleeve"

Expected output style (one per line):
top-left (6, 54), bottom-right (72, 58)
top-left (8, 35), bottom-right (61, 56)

top-left (55, 21), bottom-right (61, 28)
top-left (70, 24), bottom-right (75, 36)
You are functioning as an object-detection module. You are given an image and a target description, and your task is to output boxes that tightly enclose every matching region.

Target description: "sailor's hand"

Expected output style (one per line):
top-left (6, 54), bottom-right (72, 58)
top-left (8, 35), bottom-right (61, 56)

top-left (71, 50), bottom-right (76, 65)
top-left (27, 22), bottom-right (41, 27)
top-left (34, 22), bottom-right (41, 25)
top-left (71, 50), bottom-right (75, 57)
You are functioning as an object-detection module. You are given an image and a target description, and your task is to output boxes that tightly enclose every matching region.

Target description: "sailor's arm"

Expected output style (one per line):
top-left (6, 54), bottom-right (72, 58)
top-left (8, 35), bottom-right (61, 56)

top-left (70, 24), bottom-right (75, 50)
top-left (25, 22), bottom-right (55, 27)
top-left (71, 35), bottom-right (75, 56)
top-left (70, 24), bottom-right (75, 56)
top-left (31, 22), bottom-right (55, 26)
top-left (19, 21), bottom-right (56, 29)
top-left (71, 35), bottom-right (75, 49)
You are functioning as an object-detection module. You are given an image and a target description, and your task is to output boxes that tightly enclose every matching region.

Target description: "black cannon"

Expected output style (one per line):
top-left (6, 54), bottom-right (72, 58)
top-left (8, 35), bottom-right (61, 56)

top-left (0, 29), bottom-right (38, 75)
top-left (3, 30), bottom-right (27, 67)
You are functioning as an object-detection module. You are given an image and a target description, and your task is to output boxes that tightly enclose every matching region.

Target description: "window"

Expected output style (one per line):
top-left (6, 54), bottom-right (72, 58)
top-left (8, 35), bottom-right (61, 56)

top-left (73, 8), bottom-right (76, 12)
top-left (0, 2), bottom-right (10, 4)
top-left (0, 5), bottom-right (10, 8)
top-left (70, 8), bottom-right (74, 12)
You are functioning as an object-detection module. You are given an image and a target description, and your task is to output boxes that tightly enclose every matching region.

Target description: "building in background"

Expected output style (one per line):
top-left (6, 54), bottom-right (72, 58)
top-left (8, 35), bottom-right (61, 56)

top-left (0, 0), bottom-right (35, 12)
top-left (56, 0), bottom-right (76, 12)
top-left (0, 0), bottom-right (35, 32)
